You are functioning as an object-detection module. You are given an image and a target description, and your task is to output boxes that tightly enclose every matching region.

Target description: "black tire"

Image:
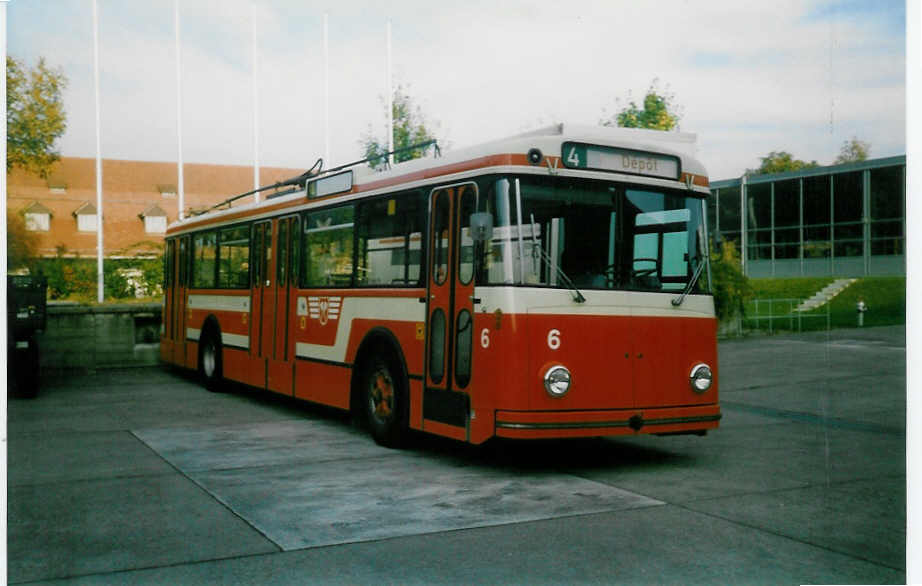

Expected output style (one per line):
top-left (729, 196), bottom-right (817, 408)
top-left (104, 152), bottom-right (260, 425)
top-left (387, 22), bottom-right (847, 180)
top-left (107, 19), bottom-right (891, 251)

top-left (199, 331), bottom-right (224, 393)
top-left (361, 345), bottom-right (409, 448)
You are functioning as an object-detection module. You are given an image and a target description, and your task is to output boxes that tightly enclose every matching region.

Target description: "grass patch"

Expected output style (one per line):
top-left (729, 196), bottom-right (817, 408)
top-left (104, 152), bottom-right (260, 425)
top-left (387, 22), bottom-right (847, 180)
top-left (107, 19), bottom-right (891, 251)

top-left (750, 277), bottom-right (835, 301)
top-left (805, 276), bottom-right (905, 329)
top-left (741, 276), bottom-right (905, 332)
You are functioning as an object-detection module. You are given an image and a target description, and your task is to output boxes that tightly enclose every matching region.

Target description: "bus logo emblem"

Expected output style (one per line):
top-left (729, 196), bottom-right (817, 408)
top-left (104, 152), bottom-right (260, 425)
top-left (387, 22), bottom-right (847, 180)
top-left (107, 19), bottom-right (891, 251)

top-left (308, 296), bottom-right (342, 326)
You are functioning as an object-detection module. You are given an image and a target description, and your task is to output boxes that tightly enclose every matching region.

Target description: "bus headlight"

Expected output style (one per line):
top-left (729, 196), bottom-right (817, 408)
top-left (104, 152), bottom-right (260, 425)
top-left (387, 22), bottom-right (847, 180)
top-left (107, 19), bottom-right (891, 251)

top-left (544, 365), bottom-right (571, 398)
top-left (689, 363), bottom-right (713, 393)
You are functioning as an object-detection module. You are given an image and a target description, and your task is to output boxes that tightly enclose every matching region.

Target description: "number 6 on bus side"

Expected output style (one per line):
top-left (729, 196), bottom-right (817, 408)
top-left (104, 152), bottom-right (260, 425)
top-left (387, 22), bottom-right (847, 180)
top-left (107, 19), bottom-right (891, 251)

top-left (480, 328), bottom-right (490, 349)
top-left (547, 329), bottom-right (561, 350)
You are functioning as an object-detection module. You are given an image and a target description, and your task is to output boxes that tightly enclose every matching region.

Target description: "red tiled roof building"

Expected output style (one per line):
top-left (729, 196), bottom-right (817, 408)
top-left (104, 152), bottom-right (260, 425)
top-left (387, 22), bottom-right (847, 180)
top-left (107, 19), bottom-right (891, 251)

top-left (7, 157), bottom-right (301, 258)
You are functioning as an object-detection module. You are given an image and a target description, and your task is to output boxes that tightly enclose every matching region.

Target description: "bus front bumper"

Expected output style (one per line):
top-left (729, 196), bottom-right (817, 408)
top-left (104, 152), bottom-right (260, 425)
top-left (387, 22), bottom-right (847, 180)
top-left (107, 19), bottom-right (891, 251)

top-left (494, 404), bottom-right (721, 439)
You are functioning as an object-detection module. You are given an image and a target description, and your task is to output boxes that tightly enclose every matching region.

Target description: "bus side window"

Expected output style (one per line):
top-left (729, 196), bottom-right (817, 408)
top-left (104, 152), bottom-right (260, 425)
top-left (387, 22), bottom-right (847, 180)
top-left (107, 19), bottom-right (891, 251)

top-left (356, 192), bottom-right (423, 287)
top-left (192, 230), bottom-right (218, 289)
top-left (303, 205), bottom-right (355, 287)
top-left (217, 225), bottom-right (250, 288)
top-left (164, 239), bottom-right (174, 287)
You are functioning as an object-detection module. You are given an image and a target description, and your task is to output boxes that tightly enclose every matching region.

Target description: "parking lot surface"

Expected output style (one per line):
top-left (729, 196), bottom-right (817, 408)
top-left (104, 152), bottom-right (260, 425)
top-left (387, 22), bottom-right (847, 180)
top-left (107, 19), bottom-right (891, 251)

top-left (7, 326), bottom-right (906, 584)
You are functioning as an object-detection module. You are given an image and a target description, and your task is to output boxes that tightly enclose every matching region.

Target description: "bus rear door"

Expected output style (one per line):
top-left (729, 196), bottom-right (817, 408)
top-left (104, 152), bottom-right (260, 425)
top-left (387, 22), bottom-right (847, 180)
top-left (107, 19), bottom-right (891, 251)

top-left (423, 183), bottom-right (477, 440)
top-left (177, 235), bottom-right (192, 368)
top-left (267, 215), bottom-right (299, 394)
top-left (250, 220), bottom-right (274, 388)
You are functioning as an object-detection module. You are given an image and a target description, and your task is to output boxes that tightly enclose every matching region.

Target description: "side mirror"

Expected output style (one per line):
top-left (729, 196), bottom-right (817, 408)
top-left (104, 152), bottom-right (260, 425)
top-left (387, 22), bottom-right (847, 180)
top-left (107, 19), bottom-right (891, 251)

top-left (470, 212), bottom-right (493, 242)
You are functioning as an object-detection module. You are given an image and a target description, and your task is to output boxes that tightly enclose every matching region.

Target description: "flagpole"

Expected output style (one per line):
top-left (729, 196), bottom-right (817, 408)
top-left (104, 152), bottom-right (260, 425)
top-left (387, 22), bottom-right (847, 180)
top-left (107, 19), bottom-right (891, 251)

top-left (386, 19), bottom-right (393, 165)
top-left (174, 0), bottom-right (184, 220)
top-left (323, 12), bottom-right (329, 165)
top-left (1, 2), bottom-right (10, 580)
top-left (252, 1), bottom-right (260, 197)
top-left (92, 0), bottom-right (105, 303)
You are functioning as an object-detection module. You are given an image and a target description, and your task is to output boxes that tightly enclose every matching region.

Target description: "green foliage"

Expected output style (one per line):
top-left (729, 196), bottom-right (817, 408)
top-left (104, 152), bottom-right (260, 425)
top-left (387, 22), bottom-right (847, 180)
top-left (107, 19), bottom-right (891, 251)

top-left (707, 240), bottom-right (753, 321)
top-left (7, 212), bottom-right (40, 271)
top-left (7, 56), bottom-right (68, 178)
top-left (747, 151), bottom-right (819, 176)
top-left (835, 136), bottom-right (871, 164)
top-left (600, 78), bottom-right (681, 131)
top-left (362, 84), bottom-right (437, 170)
top-left (34, 246), bottom-right (164, 302)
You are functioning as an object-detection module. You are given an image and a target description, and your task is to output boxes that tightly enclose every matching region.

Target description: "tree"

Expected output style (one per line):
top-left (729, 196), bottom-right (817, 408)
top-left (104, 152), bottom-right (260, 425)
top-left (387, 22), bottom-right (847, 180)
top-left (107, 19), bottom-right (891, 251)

top-left (600, 78), bottom-right (681, 131)
top-left (835, 137), bottom-right (870, 164)
top-left (361, 84), bottom-right (438, 170)
top-left (748, 151), bottom-right (819, 176)
top-left (6, 212), bottom-right (40, 271)
top-left (7, 56), bottom-right (68, 178)
top-left (708, 239), bottom-right (753, 323)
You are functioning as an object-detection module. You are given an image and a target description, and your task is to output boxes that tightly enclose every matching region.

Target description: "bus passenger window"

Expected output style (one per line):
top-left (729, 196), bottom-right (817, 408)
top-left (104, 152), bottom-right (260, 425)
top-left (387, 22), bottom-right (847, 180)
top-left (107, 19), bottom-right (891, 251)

top-left (357, 193), bottom-right (424, 287)
top-left (217, 225), bottom-right (250, 288)
top-left (192, 231), bottom-right (217, 288)
top-left (457, 189), bottom-right (476, 285)
top-left (303, 206), bottom-right (354, 287)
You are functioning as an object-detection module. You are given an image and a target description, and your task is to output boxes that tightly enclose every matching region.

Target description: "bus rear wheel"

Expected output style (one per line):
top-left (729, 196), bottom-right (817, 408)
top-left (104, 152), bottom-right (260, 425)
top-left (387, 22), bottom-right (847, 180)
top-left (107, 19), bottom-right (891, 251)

top-left (199, 332), bottom-right (223, 393)
top-left (362, 348), bottom-right (408, 448)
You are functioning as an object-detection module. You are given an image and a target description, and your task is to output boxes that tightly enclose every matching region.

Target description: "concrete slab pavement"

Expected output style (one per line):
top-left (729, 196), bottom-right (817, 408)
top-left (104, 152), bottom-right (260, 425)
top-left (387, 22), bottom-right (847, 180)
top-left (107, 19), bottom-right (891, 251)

top-left (7, 325), bottom-right (906, 584)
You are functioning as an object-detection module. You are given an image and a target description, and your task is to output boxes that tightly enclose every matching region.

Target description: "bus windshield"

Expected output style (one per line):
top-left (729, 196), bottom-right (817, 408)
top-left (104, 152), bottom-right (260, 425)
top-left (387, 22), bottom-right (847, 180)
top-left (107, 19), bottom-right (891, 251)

top-left (476, 175), bottom-right (709, 293)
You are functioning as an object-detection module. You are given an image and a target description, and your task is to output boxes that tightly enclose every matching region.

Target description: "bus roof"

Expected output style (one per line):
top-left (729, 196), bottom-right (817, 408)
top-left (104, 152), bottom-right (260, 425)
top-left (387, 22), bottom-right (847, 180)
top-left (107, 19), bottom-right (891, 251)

top-left (168, 123), bottom-right (708, 234)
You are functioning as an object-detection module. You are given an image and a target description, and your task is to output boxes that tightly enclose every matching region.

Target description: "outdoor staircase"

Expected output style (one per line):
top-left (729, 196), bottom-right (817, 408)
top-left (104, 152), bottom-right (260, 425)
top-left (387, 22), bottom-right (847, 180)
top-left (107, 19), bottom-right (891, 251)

top-left (795, 278), bottom-right (858, 312)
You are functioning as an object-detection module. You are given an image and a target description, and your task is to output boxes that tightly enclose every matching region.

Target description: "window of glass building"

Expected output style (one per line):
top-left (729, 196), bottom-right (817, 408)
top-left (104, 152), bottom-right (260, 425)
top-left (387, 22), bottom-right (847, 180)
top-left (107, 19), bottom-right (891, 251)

top-left (717, 185), bottom-right (740, 231)
top-left (832, 171), bottom-right (863, 257)
top-left (802, 175), bottom-right (830, 258)
top-left (870, 166), bottom-right (904, 255)
top-left (746, 183), bottom-right (772, 231)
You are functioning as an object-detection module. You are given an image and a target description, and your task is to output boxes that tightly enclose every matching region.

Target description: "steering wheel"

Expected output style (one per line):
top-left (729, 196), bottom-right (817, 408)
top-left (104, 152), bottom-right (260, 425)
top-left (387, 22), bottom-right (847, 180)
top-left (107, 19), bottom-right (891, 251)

top-left (631, 258), bottom-right (660, 278)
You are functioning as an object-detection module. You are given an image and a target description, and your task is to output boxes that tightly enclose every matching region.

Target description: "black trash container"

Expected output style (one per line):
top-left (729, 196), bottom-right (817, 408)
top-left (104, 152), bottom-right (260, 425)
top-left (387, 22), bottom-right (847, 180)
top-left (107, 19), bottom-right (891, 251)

top-left (7, 275), bottom-right (47, 398)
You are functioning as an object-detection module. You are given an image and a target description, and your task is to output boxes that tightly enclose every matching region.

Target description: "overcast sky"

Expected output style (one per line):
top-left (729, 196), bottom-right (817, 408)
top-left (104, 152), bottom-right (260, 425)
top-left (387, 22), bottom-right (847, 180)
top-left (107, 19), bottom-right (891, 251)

top-left (7, 0), bottom-right (906, 180)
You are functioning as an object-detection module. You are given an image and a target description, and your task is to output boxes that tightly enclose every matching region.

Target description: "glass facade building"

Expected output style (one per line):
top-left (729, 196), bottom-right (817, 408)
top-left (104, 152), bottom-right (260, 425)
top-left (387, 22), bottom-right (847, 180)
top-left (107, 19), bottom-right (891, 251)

top-left (708, 156), bottom-right (905, 277)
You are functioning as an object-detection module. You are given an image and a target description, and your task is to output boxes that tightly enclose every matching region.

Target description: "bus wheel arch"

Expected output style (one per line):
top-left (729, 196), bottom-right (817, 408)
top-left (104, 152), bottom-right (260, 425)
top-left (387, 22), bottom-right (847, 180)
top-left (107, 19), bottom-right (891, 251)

top-left (198, 315), bottom-right (224, 392)
top-left (351, 329), bottom-right (410, 448)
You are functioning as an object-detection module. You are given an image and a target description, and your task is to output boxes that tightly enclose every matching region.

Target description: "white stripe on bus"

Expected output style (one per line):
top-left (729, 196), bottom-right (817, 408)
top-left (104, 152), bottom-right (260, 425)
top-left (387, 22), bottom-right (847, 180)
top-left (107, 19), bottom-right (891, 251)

top-left (295, 297), bottom-right (424, 363)
top-left (188, 294), bottom-right (251, 313)
top-left (185, 327), bottom-right (250, 349)
top-left (221, 332), bottom-right (250, 349)
top-left (475, 287), bottom-right (715, 319)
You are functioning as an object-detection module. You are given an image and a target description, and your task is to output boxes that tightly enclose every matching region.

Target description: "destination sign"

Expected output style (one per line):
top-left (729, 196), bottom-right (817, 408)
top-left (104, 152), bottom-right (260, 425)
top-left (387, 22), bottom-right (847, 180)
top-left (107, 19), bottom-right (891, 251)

top-left (308, 170), bottom-right (353, 199)
top-left (561, 142), bottom-right (680, 180)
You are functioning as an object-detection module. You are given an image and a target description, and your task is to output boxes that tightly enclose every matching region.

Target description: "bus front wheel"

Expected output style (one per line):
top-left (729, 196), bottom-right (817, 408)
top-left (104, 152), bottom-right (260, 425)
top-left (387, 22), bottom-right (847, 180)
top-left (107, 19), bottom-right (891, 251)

top-left (362, 347), bottom-right (408, 448)
top-left (199, 332), bottom-right (224, 393)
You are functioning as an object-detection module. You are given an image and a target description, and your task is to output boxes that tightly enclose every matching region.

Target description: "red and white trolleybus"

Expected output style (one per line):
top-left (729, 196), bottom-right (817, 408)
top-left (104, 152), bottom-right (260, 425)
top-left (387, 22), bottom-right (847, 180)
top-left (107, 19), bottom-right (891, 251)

top-left (160, 123), bottom-right (720, 446)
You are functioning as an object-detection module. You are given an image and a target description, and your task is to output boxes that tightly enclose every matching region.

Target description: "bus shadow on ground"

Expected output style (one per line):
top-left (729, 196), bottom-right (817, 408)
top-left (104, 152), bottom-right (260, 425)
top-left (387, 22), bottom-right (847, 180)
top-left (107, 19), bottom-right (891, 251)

top-left (207, 371), bottom-right (692, 475)
top-left (134, 383), bottom-right (676, 552)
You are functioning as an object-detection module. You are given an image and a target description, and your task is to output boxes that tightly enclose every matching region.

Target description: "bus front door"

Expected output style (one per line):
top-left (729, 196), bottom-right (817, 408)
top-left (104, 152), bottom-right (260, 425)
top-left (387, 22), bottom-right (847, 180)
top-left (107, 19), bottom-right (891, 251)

top-left (267, 215), bottom-right (299, 395)
top-left (424, 183), bottom-right (477, 439)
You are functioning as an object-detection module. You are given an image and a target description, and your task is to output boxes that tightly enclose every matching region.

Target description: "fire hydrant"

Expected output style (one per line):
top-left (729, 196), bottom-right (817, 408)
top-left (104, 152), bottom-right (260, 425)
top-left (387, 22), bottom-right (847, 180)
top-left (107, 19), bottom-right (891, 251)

top-left (856, 298), bottom-right (867, 327)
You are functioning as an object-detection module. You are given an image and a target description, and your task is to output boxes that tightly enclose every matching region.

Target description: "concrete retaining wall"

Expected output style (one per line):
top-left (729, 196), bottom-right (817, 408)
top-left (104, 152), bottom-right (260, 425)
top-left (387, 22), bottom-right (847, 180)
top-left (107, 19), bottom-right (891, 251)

top-left (37, 302), bottom-right (162, 372)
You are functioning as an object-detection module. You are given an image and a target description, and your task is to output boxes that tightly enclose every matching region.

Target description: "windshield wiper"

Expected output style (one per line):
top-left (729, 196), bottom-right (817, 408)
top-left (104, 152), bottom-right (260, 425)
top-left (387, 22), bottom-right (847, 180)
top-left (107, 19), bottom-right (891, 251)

top-left (530, 215), bottom-right (585, 303)
top-left (671, 260), bottom-right (706, 307)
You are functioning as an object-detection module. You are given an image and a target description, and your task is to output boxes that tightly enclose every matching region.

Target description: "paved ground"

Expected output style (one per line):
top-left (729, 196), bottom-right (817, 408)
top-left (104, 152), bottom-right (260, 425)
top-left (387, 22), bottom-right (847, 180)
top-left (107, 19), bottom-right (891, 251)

top-left (7, 325), bottom-right (906, 584)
